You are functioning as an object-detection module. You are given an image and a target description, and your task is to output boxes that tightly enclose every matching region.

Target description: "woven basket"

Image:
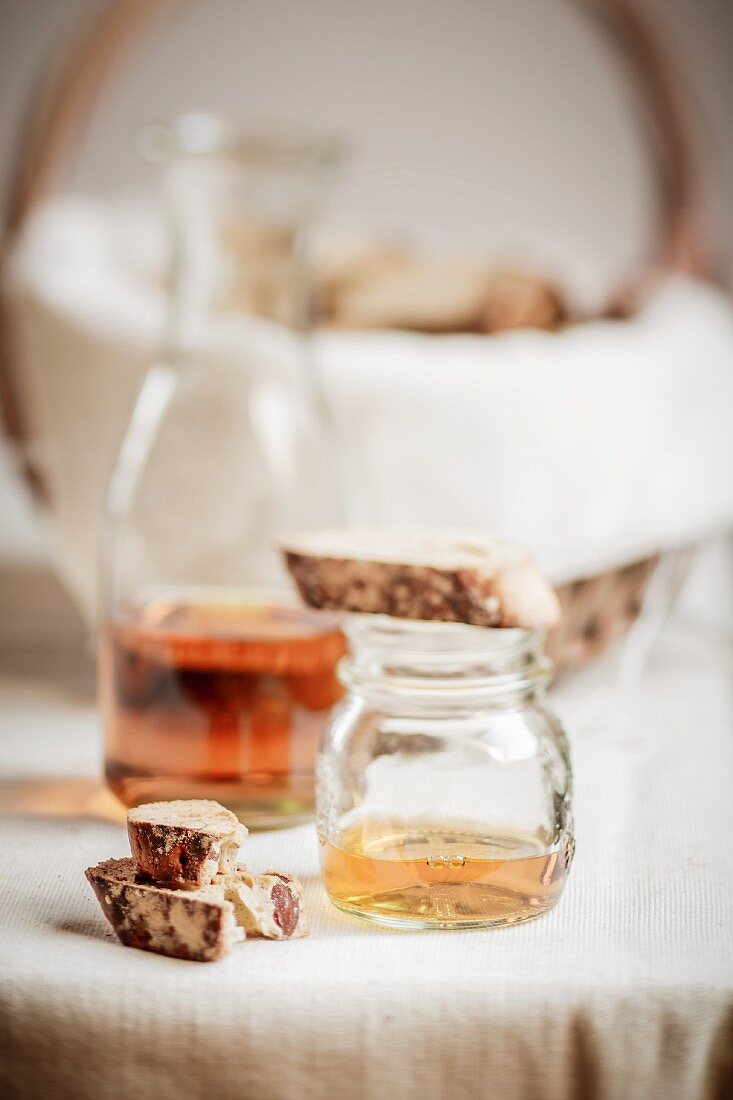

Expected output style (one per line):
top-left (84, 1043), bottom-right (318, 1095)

top-left (0, 0), bottom-right (721, 668)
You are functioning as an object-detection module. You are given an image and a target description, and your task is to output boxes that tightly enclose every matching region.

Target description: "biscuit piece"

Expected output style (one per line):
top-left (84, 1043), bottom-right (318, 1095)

top-left (222, 867), bottom-right (308, 940)
top-left (327, 258), bottom-right (491, 332)
top-left (85, 857), bottom-right (243, 962)
top-left (282, 529), bottom-right (560, 631)
top-left (128, 799), bottom-right (247, 887)
top-left (481, 268), bottom-right (566, 333)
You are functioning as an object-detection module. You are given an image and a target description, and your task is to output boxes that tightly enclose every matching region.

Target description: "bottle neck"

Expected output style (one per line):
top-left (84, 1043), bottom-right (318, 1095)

top-left (340, 616), bottom-right (552, 709)
top-left (147, 116), bottom-right (342, 352)
top-left (164, 166), bottom-right (310, 352)
top-left (148, 121), bottom-right (351, 520)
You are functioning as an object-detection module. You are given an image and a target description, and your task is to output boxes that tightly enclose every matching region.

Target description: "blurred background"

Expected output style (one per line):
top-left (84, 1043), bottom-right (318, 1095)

top-left (0, 0), bottom-right (732, 691)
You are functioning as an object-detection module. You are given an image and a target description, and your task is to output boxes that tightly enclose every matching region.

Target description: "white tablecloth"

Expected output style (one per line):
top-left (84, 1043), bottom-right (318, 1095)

top-left (1, 618), bottom-right (732, 1100)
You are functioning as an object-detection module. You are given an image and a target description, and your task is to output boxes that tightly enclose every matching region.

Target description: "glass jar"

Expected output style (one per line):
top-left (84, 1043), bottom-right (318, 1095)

top-left (100, 115), bottom-right (346, 827)
top-left (318, 616), bottom-right (574, 929)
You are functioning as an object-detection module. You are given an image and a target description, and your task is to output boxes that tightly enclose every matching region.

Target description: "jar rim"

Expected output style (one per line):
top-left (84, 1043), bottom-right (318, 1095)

top-left (345, 613), bottom-right (539, 654)
top-left (339, 659), bottom-right (553, 704)
top-left (340, 615), bottom-right (553, 704)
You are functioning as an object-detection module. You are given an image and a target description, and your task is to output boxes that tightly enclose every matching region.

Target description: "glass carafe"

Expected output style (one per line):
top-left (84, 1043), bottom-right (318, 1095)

top-left (100, 115), bottom-right (346, 827)
top-left (318, 617), bottom-right (574, 929)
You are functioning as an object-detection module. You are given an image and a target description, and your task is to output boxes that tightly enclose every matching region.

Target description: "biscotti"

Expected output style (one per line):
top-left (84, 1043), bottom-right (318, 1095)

top-left (86, 799), bottom-right (308, 961)
top-left (85, 857), bottom-right (243, 962)
top-left (128, 799), bottom-right (247, 887)
top-left (281, 529), bottom-right (560, 631)
top-left (222, 868), bottom-right (308, 940)
top-left (325, 257), bottom-right (492, 333)
top-left (481, 268), bottom-right (566, 333)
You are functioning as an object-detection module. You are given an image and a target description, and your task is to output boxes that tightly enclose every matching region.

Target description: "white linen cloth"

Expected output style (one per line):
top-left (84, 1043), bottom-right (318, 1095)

top-left (8, 199), bottom-right (733, 616)
top-left (1, 616), bottom-right (731, 1100)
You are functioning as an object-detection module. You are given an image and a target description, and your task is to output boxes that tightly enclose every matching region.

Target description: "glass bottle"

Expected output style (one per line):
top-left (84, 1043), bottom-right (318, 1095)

top-left (100, 114), bottom-right (346, 827)
top-left (318, 616), bottom-right (574, 929)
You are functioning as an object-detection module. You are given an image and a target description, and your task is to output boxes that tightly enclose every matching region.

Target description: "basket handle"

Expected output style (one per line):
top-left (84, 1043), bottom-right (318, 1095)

top-left (0, 0), bottom-right (180, 494)
top-left (0, 0), bottom-right (720, 494)
top-left (582, 0), bottom-right (717, 311)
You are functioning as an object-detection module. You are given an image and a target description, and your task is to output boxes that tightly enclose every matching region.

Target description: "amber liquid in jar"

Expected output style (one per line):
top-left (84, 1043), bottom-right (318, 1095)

top-left (102, 595), bottom-right (345, 826)
top-left (321, 820), bottom-right (570, 929)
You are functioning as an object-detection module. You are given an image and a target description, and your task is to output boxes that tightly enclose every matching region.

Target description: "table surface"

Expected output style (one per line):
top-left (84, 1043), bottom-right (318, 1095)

top-left (1, 617), bottom-right (732, 1100)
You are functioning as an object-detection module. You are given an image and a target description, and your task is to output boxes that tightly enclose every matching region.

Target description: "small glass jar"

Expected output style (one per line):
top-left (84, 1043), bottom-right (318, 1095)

top-left (318, 616), bottom-right (574, 929)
